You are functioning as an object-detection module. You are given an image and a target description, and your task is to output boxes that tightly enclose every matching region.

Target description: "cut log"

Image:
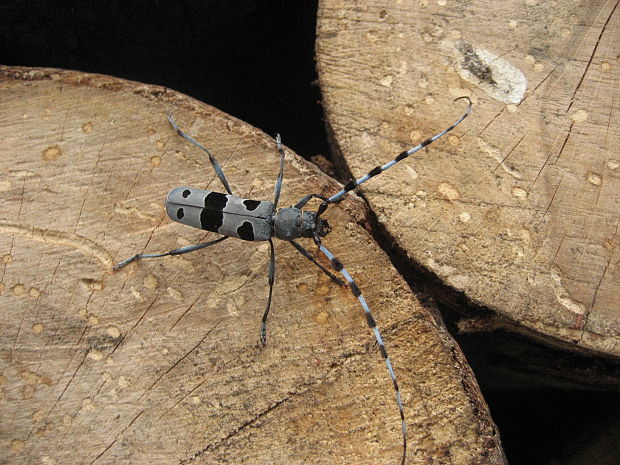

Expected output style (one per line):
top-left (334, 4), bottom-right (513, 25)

top-left (0, 67), bottom-right (504, 464)
top-left (316, 0), bottom-right (620, 357)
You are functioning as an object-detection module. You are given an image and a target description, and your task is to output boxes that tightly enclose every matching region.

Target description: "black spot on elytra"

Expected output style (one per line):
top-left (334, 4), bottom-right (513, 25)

top-left (176, 208), bottom-right (184, 219)
top-left (204, 192), bottom-right (228, 210)
top-left (237, 221), bottom-right (255, 241)
top-left (243, 199), bottom-right (261, 211)
top-left (182, 189), bottom-right (191, 198)
top-left (200, 209), bottom-right (223, 232)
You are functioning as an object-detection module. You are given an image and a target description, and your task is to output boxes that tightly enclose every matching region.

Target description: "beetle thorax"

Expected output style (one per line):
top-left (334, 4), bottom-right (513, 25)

top-left (272, 207), bottom-right (330, 241)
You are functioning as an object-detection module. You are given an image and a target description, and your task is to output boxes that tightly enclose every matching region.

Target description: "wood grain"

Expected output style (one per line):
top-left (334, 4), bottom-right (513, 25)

top-left (0, 67), bottom-right (505, 464)
top-left (316, 0), bottom-right (619, 356)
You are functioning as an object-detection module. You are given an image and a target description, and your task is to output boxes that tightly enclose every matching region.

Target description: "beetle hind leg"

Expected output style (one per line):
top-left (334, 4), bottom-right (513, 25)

top-left (114, 236), bottom-right (229, 270)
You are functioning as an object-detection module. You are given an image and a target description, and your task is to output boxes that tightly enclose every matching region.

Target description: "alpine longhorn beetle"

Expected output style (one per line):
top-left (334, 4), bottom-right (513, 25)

top-left (114, 97), bottom-right (472, 465)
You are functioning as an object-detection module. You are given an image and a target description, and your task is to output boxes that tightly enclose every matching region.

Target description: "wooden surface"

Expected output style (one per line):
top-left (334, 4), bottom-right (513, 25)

top-left (0, 67), bottom-right (505, 464)
top-left (316, 0), bottom-right (620, 356)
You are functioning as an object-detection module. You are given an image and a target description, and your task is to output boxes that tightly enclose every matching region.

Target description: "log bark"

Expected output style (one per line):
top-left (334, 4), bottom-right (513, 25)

top-left (316, 0), bottom-right (620, 357)
top-left (0, 67), bottom-right (505, 464)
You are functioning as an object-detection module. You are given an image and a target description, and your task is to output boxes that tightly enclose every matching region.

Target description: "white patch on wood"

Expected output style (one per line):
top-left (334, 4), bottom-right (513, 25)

top-left (587, 172), bottom-right (602, 186)
top-left (314, 310), bottom-right (330, 324)
top-left (81, 397), bottom-right (95, 411)
top-left (427, 257), bottom-right (471, 288)
top-left (571, 109), bottom-right (588, 122)
top-left (143, 274), bottom-right (158, 290)
top-left (520, 228), bottom-right (532, 244)
top-left (409, 129), bottom-right (422, 143)
top-left (10, 283), bottom-right (28, 295)
top-left (359, 131), bottom-right (374, 149)
top-left (512, 244), bottom-right (525, 257)
top-left (130, 286), bottom-right (143, 301)
top-left (29, 287), bottom-right (41, 298)
top-left (118, 376), bottom-right (131, 388)
top-left (404, 165), bottom-right (419, 179)
top-left (106, 326), bottom-right (121, 338)
top-left (551, 272), bottom-right (586, 315)
top-left (226, 299), bottom-right (239, 316)
top-left (458, 212), bottom-right (471, 222)
top-left (167, 287), bottom-right (183, 300)
top-left (438, 182), bottom-right (460, 201)
top-left (380, 75), bottom-right (393, 87)
top-left (398, 60), bottom-right (408, 74)
top-left (88, 349), bottom-right (104, 361)
top-left (150, 155), bottom-right (162, 167)
top-left (448, 134), bottom-right (461, 147)
top-left (42, 145), bottom-right (62, 162)
top-left (452, 41), bottom-right (527, 104)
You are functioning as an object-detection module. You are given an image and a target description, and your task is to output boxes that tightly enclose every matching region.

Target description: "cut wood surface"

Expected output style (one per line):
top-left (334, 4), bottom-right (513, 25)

top-left (316, 0), bottom-right (620, 356)
top-left (0, 67), bottom-right (505, 464)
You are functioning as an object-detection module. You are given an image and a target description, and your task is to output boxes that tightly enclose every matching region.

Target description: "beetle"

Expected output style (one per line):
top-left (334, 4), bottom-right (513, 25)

top-left (115, 97), bottom-right (472, 464)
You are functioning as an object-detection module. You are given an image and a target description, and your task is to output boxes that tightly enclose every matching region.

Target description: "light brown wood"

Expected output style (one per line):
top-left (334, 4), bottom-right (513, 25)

top-left (0, 67), bottom-right (505, 464)
top-left (316, 0), bottom-right (619, 356)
